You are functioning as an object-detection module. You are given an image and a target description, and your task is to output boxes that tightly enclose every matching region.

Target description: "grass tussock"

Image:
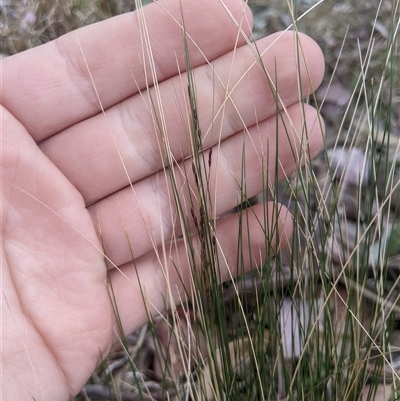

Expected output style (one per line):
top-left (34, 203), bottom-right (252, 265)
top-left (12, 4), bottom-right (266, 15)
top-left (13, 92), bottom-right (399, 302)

top-left (4, 0), bottom-right (400, 400)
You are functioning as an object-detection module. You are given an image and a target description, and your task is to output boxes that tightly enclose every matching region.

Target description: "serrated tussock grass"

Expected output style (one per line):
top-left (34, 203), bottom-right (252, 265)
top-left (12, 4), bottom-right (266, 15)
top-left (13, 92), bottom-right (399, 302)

top-left (8, 0), bottom-right (394, 399)
top-left (99, 1), bottom-right (400, 400)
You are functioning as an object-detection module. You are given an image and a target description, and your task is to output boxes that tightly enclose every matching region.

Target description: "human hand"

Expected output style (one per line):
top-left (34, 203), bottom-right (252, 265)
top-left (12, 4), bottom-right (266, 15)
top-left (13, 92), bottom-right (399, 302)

top-left (1, 0), bottom-right (324, 399)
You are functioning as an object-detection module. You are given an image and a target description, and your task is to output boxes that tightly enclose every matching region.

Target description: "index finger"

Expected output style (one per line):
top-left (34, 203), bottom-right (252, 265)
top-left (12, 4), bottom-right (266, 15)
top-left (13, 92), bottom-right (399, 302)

top-left (1, 0), bottom-right (252, 142)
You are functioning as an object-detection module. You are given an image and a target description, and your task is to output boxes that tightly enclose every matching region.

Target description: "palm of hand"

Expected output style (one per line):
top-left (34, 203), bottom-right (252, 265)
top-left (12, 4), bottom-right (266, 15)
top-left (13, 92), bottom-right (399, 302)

top-left (2, 108), bottom-right (112, 399)
top-left (1, 1), bottom-right (324, 400)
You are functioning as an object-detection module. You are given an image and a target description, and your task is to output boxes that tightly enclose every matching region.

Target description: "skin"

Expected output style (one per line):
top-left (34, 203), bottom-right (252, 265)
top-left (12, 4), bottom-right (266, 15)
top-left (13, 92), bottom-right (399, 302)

top-left (0, 0), bottom-right (325, 399)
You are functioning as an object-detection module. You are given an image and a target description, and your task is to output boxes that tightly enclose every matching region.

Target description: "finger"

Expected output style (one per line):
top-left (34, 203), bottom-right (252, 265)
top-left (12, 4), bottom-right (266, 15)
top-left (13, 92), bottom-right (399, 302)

top-left (40, 32), bottom-right (325, 205)
top-left (108, 201), bottom-right (293, 339)
top-left (1, 0), bottom-right (252, 142)
top-left (89, 103), bottom-right (323, 267)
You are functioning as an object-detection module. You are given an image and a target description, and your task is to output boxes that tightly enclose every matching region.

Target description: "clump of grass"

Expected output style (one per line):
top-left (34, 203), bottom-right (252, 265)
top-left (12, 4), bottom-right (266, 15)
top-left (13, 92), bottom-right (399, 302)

top-left (141, 2), bottom-right (400, 400)
top-left (119, 1), bottom-right (399, 400)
